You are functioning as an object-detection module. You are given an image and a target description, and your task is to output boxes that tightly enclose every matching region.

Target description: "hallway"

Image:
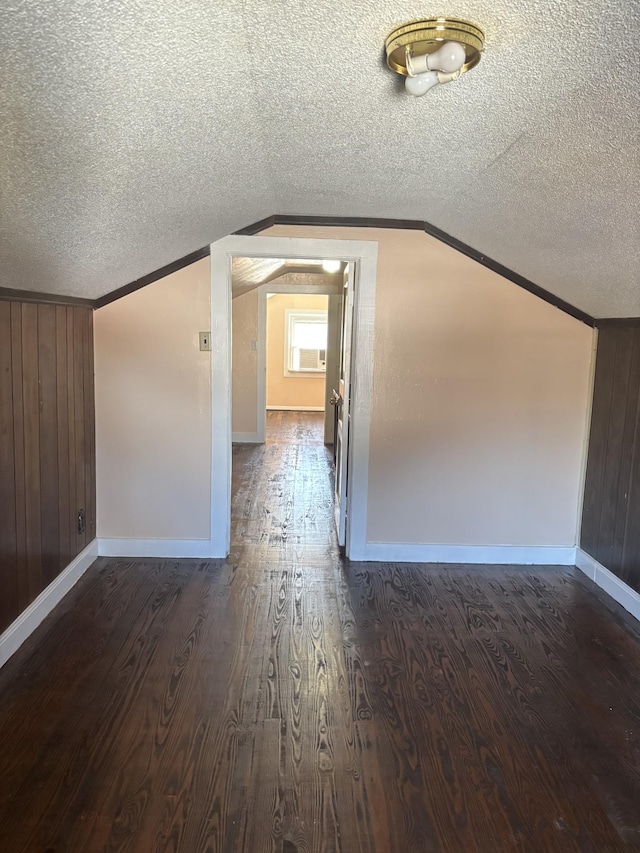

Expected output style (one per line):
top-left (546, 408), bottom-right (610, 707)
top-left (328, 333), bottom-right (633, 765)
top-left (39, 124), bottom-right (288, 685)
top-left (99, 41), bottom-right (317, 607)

top-left (0, 412), bottom-right (639, 851)
top-left (231, 411), bottom-right (336, 553)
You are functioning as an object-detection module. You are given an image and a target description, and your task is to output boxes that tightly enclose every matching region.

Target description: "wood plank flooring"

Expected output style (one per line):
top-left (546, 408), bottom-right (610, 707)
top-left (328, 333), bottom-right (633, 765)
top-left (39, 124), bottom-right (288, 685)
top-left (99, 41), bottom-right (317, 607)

top-left (0, 411), bottom-right (639, 852)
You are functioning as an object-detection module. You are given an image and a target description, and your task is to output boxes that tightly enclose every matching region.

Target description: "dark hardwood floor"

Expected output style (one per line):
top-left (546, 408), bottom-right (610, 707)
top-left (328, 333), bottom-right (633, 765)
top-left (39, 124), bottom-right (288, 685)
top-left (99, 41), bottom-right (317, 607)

top-left (0, 411), bottom-right (639, 852)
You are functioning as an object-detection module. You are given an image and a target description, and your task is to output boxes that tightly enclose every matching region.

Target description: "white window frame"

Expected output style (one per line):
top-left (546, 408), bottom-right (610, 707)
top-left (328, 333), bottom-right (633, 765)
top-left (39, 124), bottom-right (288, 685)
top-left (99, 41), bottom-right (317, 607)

top-left (284, 308), bottom-right (328, 376)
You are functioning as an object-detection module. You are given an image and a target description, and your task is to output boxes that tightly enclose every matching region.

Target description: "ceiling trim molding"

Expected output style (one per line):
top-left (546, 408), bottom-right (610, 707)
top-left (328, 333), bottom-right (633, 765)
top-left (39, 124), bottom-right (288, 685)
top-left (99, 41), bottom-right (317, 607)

top-left (266, 214), bottom-right (595, 326)
top-left (595, 317), bottom-right (640, 328)
top-left (237, 213), bottom-right (596, 326)
top-left (417, 219), bottom-right (596, 327)
top-left (21, 213), bottom-right (596, 326)
top-left (272, 214), bottom-right (426, 231)
top-left (0, 286), bottom-right (94, 309)
top-left (94, 246), bottom-right (210, 309)
top-left (94, 217), bottom-right (274, 308)
top-left (234, 215), bottom-right (276, 235)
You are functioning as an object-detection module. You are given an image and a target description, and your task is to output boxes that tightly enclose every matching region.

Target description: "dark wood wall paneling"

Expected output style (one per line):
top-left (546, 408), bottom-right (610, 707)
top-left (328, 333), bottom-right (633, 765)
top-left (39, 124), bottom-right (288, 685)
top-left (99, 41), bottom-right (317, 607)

top-left (0, 301), bottom-right (95, 633)
top-left (581, 324), bottom-right (640, 593)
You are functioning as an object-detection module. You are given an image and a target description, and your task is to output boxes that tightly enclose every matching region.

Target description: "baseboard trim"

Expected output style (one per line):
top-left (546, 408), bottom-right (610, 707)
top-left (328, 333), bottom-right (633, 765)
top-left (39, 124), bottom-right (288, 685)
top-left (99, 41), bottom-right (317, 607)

top-left (266, 405), bottom-right (325, 412)
top-left (0, 540), bottom-right (99, 670)
top-left (232, 432), bottom-right (262, 443)
top-left (361, 542), bottom-right (577, 565)
top-left (98, 538), bottom-right (213, 558)
top-left (575, 548), bottom-right (640, 622)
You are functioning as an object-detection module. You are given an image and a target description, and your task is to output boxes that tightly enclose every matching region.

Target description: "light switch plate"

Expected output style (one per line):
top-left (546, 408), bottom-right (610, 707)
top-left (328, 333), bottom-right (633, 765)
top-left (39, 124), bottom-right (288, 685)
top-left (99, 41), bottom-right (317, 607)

top-left (199, 332), bottom-right (211, 351)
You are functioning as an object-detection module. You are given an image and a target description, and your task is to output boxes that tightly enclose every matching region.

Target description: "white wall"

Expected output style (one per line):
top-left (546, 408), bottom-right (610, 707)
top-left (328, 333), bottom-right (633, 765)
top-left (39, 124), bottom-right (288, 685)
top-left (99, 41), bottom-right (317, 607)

top-left (94, 258), bottom-right (211, 540)
top-left (265, 225), bottom-right (594, 548)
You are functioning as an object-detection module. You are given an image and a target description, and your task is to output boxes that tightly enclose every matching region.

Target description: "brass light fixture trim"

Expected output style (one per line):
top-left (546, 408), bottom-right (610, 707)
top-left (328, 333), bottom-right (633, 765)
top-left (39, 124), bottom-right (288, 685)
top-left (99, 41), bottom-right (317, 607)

top-left (385, 17), bottom-right (484, 78)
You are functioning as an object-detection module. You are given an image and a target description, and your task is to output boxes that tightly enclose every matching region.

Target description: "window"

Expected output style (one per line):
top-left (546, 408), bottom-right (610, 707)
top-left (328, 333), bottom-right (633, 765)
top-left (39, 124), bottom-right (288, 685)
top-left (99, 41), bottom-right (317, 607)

top-left (284, 309), bottom-right (328, 375)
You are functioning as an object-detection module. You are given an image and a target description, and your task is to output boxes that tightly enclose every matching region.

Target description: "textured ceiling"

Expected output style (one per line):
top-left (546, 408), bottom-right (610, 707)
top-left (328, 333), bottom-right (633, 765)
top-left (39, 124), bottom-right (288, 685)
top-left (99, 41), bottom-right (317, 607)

top-left (232, 258), bottom-right (286, 296)
top-left (232, 258), bottom-right (340, 298)
top-left (1, 0), bottom-right (638, 316)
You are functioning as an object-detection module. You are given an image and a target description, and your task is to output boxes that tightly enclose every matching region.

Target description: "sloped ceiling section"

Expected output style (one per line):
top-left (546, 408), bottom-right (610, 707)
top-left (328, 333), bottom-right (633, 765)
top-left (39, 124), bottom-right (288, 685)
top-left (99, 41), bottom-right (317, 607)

top-left (232, 257), bottom-right (342, 298)
top-left (232, 258), bottom-right (286, 298)
top-left (1, 1), bottom-right (638, 316)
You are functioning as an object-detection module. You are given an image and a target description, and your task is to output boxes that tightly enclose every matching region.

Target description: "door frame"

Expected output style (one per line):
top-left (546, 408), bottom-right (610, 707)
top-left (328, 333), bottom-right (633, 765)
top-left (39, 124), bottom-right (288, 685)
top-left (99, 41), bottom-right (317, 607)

top-left (210, 235), bottom-right (378, 559)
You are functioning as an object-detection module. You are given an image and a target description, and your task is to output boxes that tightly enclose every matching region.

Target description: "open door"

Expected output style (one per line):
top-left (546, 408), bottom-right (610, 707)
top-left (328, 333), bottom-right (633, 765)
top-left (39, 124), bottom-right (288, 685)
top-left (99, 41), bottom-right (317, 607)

top-left (331, 263), bottom-right (354, 547)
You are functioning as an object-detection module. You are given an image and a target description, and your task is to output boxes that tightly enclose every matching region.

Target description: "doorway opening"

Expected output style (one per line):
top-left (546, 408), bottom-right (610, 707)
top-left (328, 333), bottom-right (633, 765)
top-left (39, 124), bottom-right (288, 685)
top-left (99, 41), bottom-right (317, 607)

top-left (262, 290), bottom-right (330, 482)
top-left (266, 292), bottom-right (329, 426)
top-left (230, 257), bottom-right (350, 549)
top-left (209, 235), bottom-right (378, 560)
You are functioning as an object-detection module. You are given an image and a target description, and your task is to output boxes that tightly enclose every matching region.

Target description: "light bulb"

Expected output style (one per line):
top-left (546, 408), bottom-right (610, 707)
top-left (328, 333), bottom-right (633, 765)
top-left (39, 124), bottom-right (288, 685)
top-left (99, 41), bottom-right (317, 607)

top-left (322, 259), bottom-right (341, 273)
top-left (427, 41), bottom-right (466, 72)
top-left (405, 70), bottom-right (440, 97)
top-left (406, 41), bottom-right (466, 76)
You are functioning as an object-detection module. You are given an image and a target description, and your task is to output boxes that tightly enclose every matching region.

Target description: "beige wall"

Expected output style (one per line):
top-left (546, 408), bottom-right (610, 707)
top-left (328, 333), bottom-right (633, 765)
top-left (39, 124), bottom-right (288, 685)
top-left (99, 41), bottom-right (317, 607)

top-left (267, 294), bottom-right (327, 410)
top-left (232, 289), bottom-right (259, 434)
top-left (265, 225), bottom-right (594, 547)
top-left (94, 258), bottom-right (211, 540)
top-left (94, 227), bottom-right (594, 550)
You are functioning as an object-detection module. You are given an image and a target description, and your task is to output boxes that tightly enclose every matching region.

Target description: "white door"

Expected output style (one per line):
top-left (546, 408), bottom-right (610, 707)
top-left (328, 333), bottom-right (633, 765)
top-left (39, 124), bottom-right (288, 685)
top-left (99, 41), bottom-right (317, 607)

top-left (332, 263), bottom-right (354, 546)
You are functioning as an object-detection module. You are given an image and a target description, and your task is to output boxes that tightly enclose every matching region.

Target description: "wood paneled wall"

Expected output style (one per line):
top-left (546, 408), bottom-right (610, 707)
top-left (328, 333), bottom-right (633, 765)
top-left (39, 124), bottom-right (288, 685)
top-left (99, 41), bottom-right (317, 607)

top-left (0, 301), bottom-right (95, 634)
top-left (581, 325), bottom-right (640, 593)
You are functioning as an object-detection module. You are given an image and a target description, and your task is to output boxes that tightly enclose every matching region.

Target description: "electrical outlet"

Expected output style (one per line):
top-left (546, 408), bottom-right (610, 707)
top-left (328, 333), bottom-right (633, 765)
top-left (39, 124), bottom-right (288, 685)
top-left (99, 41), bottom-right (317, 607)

top-left (199, 332), bottom-right (211, 351)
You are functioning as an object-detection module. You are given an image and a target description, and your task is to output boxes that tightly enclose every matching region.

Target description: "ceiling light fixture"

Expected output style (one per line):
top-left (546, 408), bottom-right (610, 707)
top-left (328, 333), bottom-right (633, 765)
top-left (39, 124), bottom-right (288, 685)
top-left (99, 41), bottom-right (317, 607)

top-left (385, 17), bottom-right (484, 97)
top-left (322, 260), bottom-right (341, 273)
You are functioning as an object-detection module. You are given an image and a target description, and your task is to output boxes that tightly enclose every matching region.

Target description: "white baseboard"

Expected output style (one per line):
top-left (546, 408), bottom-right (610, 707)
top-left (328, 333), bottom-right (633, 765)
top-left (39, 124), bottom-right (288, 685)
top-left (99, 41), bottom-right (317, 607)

top-left (266, 405), bottom-right (325, 412)
top-left (98, 538), bottom-right (213, 558)
top-left (575, 548), bottom-right (640, 622)
top-left (0, 540), bottom-right (99, 670)
top-left (360, 542), bottom-right (577, 565)
top-left (232, 432), bottom-right (262, 443)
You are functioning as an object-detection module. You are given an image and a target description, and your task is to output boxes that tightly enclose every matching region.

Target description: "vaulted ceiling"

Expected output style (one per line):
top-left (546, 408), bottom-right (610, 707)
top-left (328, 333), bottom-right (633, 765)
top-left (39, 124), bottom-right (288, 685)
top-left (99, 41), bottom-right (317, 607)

top-left (1, 1), bottom-right (638, 316)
